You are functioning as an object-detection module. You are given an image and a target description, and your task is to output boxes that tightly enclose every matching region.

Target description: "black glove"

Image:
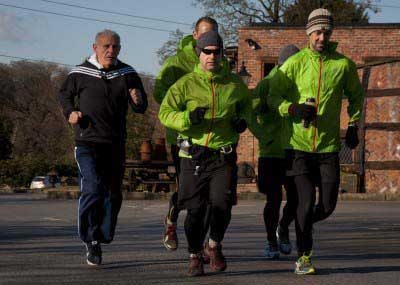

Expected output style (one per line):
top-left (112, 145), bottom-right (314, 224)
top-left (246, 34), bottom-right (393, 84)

top-left (231, 118), bottom-right (247, 133)
top-left (345, 125), bottom-right (359, 149)
top-left (189, 107), bottom-right (208, 125)
top-left (288, 103), bottom-right (317, 120)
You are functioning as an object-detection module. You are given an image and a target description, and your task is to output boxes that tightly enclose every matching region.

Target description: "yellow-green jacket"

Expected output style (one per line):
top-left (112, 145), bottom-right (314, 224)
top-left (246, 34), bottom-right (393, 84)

top-left (154, 35), bottom-right (199, 144)
top-left (158, 63), bottom-right (266, 157)
top-left (268, 43), bottom-right (364, 153)
top-left (252, 66), bottom-right (284, 158)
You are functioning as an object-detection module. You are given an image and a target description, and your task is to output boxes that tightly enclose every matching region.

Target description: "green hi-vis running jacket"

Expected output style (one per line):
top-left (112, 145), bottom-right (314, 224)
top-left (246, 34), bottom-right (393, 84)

top-left (251, 66), bottom-right (285, 158)
top-left (154, 35), bottom-right (199, 145)
top-left (158, 64), bottom-right (267, 157)
top-left (268, 42), bottom-right (365, 153)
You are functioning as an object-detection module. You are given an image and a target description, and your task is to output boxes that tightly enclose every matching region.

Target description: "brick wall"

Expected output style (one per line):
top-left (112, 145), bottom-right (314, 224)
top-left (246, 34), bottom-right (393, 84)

top-left (236, 129), bottom-right (258, 166)
top-left (238, 24), bottom-right (400, 88)
top-left (363, 63), bottom-right (400, 193)
top-left (237, 24), bottom-right (400, 193)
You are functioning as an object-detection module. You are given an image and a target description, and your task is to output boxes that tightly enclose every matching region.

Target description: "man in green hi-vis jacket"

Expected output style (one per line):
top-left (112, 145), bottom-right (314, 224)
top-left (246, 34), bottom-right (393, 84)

top-left (252, 44), bottom-right (300, 261)
top-left (268, 8), bottom-right (365, 275)
top-left (154, 16), bottom-right (218, 252)
top-left (159, 31), bottom-right (265, 277)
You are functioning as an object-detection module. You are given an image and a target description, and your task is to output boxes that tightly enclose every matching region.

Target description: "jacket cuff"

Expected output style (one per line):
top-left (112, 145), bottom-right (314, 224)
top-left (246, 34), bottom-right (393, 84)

top-left (64, 109), bottom-right (74, 120)
top-left (279, 101), bottom-right (293, 117)
top-left (183, 111), bottom-right (191, 128)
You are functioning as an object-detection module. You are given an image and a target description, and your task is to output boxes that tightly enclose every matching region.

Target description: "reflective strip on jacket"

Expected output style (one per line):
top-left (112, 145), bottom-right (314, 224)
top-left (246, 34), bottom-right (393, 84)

top-left (268, 42), bottom-right (365, 153)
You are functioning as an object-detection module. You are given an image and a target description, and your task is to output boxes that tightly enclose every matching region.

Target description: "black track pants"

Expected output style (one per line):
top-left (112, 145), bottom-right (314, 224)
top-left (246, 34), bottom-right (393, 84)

top-left (258, 157), bottom-right (296, 245)
top-left (180, 154), bottom-right (236, 254)
top-left (286, 150), bottom-right (340, 254)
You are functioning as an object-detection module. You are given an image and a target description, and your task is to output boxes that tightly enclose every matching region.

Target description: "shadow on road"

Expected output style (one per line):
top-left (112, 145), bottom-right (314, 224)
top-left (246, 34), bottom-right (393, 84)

top-left (318, 253), bottom-right (400, 260)
top-left (100, 258), bottom-right (185, 270)
top-left (317, 265), bottom-right (400, 275)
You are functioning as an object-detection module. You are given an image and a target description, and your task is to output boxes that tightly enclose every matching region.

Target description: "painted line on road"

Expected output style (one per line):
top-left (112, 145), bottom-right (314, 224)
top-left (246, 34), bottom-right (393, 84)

top-left (42, 217), bottom-right (65, 222)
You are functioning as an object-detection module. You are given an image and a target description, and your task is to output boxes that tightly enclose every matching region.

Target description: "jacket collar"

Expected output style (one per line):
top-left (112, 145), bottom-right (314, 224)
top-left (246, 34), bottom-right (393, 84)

top-left (193, 63), bottom-right (228, 81)
top-left (306, 41), bottom-right (338, 59)
top-left (87, 53), bottom-right (118, 70)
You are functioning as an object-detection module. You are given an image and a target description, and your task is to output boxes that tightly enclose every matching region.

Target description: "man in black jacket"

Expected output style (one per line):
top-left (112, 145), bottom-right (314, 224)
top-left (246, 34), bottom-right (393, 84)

top-left (59, 29), bottom-right (147, 266)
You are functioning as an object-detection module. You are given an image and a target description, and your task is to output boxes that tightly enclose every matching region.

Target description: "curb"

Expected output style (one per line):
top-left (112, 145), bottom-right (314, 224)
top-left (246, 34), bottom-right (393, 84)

top-left (44, 188), bottom-right (400, 201)
top-left (2, 187), bottom-right (400, 201)
top-left (338, 192), bottom-right (400, 201)
top-left (46, 188), bottom-right (80, 199)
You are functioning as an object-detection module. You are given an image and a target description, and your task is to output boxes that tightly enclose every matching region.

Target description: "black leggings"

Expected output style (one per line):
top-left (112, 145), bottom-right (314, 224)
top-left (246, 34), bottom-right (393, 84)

top-left (258, 157), bottom-right (297, 245)
top-left (288, 151), bottom-right (340, 255)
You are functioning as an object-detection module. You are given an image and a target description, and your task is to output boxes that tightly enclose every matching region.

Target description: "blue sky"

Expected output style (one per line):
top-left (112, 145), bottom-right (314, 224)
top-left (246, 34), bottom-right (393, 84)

top-left (1, 0), bottom-right (399, 75)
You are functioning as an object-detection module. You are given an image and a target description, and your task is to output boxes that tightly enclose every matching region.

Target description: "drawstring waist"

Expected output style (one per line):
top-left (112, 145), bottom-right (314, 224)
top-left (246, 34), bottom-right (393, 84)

top-left (178, 140), bottom-right (237, 175)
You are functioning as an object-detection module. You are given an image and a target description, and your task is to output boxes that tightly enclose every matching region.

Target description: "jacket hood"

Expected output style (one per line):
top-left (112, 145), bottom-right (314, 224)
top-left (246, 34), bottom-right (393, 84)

top-left (177, 35), bottom-right (196, 53)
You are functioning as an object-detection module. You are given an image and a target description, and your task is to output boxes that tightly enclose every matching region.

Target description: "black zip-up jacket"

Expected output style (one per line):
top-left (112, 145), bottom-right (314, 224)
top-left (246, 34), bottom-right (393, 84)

top-left (59, 59), bottom-right (148, 144)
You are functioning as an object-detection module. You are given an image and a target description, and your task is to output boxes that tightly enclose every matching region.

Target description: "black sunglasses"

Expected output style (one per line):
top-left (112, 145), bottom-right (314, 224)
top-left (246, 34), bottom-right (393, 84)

top-left (201, 48), bottom-right (222, 55)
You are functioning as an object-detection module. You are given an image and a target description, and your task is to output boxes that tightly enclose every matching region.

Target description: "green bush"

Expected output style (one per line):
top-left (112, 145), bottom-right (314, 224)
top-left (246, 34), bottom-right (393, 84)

top-left (0, 155), bottom-right (77, 187)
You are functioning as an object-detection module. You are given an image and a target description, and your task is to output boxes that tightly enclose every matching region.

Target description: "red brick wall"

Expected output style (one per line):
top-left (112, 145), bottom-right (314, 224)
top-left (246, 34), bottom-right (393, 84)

top-left (237, 129), bottom-right (258, 166)
top-left (238, 25), bottom-right (400, 88)
top-left (363, 64), bottom-right (400, 193)
top-left (365, 130), bottom-right (400, 161)
top-left (237, 25), bottom-right (400, 193)
top-left (365, 170), bottom-right (400, 194)
top-left (368, 62), bottom-right (400, 90)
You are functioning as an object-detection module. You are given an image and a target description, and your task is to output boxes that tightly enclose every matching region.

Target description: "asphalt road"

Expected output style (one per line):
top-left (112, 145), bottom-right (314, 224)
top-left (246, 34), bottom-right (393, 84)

top-left (0, 193), bottom-right (399, 285)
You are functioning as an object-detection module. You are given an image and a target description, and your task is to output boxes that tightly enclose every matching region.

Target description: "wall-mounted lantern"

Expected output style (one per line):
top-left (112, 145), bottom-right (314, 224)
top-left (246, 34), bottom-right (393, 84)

top-left (238, 61), bottom-right (251, 85)
top-left (245, 38), bottom-right (261, 50)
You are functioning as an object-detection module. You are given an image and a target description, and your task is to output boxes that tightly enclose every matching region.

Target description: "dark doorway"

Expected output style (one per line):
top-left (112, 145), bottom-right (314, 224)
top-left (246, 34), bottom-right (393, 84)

top-left (263, 62), bottom-right (276, 77)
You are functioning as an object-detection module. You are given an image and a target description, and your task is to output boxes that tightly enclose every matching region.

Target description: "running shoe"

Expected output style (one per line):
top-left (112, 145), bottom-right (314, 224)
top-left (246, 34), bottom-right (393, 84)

top-left (204, 243), bottom-right (227, 272)
top-left (163, 216), bottom-right (178, 251)
top-left (264, 243), bottom-right (280, 259)
top-left (294, 253), bottom-right (316, 275)
top-left (276, 225), bottom-right (292, 255)
top-left (86, 241), bottom-right (102, 266)
top-left (187, 253), bottom-right (204, 277)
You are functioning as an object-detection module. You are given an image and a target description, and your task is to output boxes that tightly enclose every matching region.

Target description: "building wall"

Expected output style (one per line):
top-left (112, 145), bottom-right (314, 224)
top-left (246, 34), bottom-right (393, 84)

top-left (238, 25), bottom-right (400, 88)
top-left (237, 25), bottom-right (400, 193)
top-left (363, 63), bottom-right (400, 194)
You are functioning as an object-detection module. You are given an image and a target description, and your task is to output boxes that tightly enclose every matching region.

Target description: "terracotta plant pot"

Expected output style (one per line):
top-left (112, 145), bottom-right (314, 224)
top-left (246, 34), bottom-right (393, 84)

top-left (153, 138), bottom-right (167, 161)
top-left (140, 140), bottom-right (153, 161)
top-left (140, 152), bottom-right (152, 161)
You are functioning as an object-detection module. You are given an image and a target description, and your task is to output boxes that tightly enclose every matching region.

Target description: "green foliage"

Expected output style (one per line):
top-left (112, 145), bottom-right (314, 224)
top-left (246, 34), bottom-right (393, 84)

top-left (0, 116), bottom-right (13, 160)
top-left (0, 61), bottom-right (156, 187)
top-left (0, 154), bottom-right (76, 187)
top-left (125, 75), bottom-right (158, 159)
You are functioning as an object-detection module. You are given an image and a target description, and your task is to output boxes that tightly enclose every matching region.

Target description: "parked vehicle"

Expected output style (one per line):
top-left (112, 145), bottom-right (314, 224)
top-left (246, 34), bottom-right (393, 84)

top-left (30, 175), bottom-right (61, 189)
top-left (64, 176), bottom-right (79, 186)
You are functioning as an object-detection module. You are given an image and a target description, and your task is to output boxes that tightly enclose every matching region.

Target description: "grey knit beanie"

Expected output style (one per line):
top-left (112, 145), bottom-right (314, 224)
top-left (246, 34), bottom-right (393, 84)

top-left (195, 30), bottom-right (223, 56)
top-left (278, 45), bottom-right (300, 65)
top-left (306, 8), bottom-right (334, 35)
